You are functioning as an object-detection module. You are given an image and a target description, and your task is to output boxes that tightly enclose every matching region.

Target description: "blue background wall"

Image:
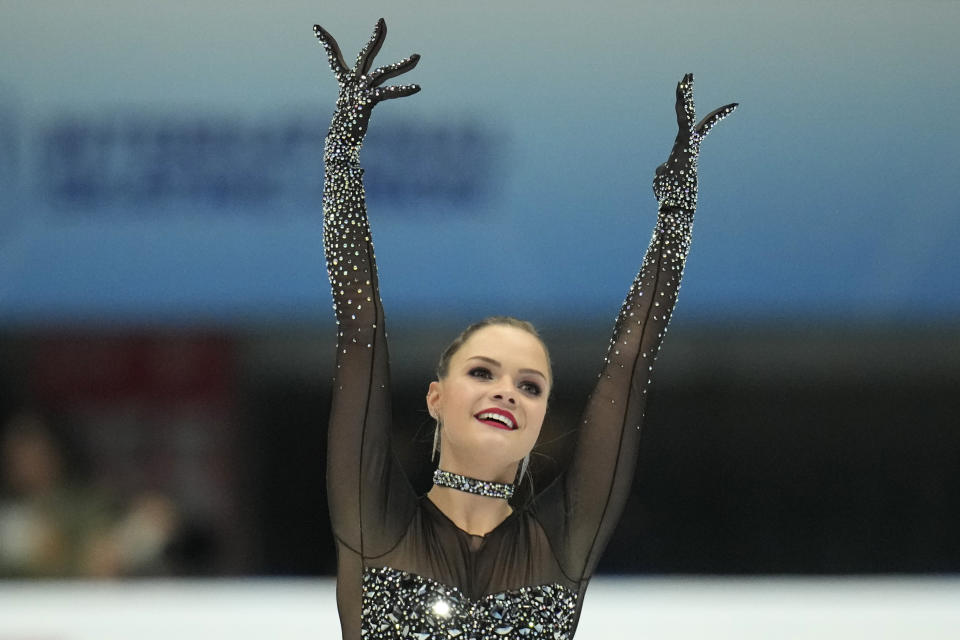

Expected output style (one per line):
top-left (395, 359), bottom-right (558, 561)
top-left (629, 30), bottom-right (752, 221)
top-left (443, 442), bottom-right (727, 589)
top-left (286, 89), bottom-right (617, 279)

top-left (2, 0), bottom-right (958, 327)
top-left (2, 1), bottom-right (960, 579)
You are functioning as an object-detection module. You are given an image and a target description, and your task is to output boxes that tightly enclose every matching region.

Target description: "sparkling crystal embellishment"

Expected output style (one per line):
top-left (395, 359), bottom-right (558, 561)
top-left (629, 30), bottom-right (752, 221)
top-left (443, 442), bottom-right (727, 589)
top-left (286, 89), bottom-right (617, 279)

top-left (433, 469), bottom-right (515, 499)
top-left (362, 566), bottom-right (578, 639)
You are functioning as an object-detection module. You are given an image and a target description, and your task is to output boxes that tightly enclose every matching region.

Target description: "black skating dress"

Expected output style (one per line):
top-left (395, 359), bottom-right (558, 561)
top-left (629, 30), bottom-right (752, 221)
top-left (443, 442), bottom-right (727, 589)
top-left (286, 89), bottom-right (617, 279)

top-left (317, 22), bottom-right (735, 639)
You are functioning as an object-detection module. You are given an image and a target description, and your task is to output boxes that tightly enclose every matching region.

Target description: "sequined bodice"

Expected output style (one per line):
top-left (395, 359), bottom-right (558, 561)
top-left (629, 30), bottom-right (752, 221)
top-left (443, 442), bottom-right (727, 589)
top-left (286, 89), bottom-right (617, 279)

top-left (362, 567), bottom-right (578, 640)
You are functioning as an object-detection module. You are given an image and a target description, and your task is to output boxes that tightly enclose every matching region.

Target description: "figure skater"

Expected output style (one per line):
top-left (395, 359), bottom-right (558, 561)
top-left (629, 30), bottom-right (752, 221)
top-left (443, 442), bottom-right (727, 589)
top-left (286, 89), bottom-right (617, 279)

top-left (314, 18), bottom-right (736, 639)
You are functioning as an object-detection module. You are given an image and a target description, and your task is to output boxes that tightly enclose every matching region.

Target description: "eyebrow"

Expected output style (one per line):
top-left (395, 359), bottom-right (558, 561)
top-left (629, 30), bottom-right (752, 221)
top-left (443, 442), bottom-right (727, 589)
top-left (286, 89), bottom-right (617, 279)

top-left (465, 356), bottom-right (547, 381)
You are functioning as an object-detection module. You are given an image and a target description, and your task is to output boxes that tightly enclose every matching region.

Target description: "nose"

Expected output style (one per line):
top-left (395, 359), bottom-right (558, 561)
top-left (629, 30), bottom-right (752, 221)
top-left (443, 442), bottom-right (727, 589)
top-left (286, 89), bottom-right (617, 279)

top-left (491, 379), bottom-right (517, 405)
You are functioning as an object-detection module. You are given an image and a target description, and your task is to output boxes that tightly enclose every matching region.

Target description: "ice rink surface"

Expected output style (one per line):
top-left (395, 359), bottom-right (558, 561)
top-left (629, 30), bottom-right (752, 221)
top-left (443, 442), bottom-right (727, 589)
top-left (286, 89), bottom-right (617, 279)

top-left (1, 577), bottom-right (959, 639)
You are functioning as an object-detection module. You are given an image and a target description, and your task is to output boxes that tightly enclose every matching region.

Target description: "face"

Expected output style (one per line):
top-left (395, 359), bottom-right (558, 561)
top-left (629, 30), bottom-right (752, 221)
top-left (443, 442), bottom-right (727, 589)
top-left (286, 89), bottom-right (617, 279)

top-left (427, 325), bottom-right (550, 474)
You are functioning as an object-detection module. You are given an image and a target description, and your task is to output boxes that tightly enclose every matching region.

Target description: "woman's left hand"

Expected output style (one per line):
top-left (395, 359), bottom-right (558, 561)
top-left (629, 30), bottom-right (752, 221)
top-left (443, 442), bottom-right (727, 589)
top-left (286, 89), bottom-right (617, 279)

top-left (653, 74), bottom-right (737, 212)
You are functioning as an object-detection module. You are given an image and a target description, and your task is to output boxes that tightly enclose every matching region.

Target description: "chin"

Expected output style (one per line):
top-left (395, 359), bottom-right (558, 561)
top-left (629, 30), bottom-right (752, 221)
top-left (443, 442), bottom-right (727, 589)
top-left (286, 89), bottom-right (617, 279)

top-left (472, 438), bottom-right (530, 468)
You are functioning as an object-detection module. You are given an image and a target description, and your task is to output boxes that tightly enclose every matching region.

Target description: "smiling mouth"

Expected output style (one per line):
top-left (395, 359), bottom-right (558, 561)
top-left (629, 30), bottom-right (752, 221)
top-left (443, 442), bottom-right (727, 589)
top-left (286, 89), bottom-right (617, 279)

top-left (474, 410), bottom-right (517, 430)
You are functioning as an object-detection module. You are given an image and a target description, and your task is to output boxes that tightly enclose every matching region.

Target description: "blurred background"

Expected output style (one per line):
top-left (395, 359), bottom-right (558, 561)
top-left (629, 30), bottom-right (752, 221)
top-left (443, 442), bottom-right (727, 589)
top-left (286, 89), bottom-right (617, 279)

top-left (1, 0), bottom-right (958, 630)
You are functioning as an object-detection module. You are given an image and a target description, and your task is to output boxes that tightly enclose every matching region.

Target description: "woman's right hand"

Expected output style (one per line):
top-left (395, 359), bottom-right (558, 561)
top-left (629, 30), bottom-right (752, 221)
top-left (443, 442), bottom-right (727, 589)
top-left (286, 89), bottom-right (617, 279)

top-left (314, 18), bottom-right (421, 162)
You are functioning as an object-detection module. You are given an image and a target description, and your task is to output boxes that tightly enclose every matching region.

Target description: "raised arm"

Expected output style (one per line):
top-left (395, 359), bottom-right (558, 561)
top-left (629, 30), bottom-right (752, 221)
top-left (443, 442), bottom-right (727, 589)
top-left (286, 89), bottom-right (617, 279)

top-left (315, 19), bottom-right (421, 554)
top-left (539, 75), bottom-right (737, 578)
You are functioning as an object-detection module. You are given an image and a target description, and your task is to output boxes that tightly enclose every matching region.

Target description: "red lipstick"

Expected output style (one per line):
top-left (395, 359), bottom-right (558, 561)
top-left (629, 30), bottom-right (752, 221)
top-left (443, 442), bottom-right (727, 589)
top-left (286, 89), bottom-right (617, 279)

top-left (474, 408), bottom-right (518, 430)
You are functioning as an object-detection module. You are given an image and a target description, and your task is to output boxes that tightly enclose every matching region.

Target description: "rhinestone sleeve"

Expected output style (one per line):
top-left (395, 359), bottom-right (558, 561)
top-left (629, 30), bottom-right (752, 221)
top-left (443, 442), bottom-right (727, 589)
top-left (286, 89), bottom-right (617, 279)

top-left (321, 91), bottom-right (416, 559)
top-left (558, 200), bottom-right (694, 577)
top-left (323, 154), bottom-right (379, 336)
top-left (543, 75), bottom-right (736, 580)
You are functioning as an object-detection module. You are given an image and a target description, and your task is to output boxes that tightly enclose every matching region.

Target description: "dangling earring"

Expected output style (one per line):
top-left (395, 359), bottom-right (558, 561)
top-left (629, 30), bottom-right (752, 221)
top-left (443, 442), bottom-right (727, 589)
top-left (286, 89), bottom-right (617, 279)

top-left (432, 420), bottom-right (441, 463)
top-left (517, 453), bottom-right (530, 484)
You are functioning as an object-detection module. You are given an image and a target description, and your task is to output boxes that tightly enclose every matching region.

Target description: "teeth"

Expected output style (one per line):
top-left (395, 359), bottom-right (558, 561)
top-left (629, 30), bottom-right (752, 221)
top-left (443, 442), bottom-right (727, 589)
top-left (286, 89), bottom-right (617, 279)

top-left (476, 412), bottom-right (515, 429)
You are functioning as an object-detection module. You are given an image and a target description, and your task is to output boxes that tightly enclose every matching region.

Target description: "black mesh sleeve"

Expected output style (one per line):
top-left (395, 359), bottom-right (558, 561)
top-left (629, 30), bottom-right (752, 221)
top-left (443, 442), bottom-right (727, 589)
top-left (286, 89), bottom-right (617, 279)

top-left (533, 75), bottom-right (736, 582)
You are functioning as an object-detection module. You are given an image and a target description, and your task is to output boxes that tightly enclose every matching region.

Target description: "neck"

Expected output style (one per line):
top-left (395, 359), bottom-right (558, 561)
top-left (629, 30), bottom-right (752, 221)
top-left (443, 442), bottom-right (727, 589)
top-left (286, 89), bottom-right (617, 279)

top-left (427, 484), bottom-right (513, 537)
top-left (428, 454), bottom-right (520, 535)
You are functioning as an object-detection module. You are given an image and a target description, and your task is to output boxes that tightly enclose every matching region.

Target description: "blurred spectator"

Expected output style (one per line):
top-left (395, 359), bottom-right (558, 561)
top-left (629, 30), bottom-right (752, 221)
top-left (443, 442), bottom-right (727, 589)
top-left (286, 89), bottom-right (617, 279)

top-left (0, 409), bottom-right (181, 578)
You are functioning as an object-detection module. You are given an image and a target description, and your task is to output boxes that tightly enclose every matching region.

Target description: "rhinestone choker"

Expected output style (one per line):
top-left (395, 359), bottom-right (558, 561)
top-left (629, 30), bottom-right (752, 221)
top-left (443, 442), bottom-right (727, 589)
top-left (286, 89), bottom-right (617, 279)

top-left (432, 469), bottom-right (515, 499)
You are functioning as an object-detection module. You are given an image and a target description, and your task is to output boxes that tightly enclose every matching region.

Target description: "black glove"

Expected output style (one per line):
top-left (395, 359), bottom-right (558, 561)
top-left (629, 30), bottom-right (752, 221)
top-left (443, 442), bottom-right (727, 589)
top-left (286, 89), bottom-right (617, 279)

top-left (653, 74), bottom-right (737, 213)
top-left (313, 18), bottom-right (421, 164)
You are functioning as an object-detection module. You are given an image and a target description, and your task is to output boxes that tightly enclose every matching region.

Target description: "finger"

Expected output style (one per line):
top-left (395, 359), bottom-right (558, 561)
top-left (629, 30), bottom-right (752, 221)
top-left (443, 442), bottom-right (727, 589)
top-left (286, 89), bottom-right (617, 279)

top-left (313, 25), bottom-right (350, 76)
top-left (369, 54), bottom-right (420, 87)
top-left (674, 73), bottom-right (695, 131)
top-left (356, 18), bottom-right (387, 76)
top-left (371, 84), bottom-right (421, 103)
top-left (695, 102), bottom-right (738, 139)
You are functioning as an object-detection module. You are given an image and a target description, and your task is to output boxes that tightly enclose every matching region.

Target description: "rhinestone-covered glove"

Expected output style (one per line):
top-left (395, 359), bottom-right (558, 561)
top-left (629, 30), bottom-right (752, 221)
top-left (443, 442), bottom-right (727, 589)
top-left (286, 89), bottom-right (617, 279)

top-left (313, 18), bottom-right (420, 165)
top-left (653, 74), bottom-right (737, 213)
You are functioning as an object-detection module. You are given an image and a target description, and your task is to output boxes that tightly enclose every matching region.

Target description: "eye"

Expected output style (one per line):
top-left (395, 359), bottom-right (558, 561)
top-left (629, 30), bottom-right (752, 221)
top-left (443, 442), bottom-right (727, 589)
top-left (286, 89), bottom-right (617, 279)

top-left (468, 366), bottom-right (493, 380)
top-left (519, 381), bottom-right (542, 397)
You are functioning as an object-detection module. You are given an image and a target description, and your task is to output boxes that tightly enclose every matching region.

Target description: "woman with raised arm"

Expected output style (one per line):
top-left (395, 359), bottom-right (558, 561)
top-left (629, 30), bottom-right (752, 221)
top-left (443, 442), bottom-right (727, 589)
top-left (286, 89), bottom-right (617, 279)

top-left (314, 18), bottom-right (736, 640)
